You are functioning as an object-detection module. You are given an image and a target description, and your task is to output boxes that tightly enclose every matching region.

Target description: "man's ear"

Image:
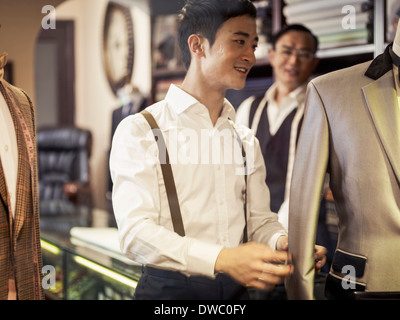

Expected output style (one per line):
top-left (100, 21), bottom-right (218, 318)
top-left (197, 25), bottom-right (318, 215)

top-left (187, 34), bottom-right (205, 58)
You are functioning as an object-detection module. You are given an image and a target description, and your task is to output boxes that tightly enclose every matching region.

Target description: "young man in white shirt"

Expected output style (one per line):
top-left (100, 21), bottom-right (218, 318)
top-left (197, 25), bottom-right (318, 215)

top-left (110, 0), bottom-right (324, 300)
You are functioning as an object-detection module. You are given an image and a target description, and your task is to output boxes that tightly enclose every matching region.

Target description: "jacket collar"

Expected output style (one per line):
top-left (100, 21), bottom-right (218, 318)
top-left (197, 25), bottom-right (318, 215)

top-left (365, 43), bottom-right (395, 80)
top-left (362, 42), bottom-right (400, 185)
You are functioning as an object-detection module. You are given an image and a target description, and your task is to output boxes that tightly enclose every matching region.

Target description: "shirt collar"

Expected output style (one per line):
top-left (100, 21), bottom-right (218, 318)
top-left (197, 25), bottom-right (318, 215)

top-left (265, 82), bottom-right (307, 106)
top-left (165, 84), bottom-right (236, 121)
top-left (0, 52), bottom-right (7, 81)
top-left (288, 83), bottom-right (307, 103)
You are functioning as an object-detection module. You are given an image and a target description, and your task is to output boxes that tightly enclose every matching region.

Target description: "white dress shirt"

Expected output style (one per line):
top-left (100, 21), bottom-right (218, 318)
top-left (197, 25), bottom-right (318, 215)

top-left (0, 90), bottom-right (18, 218)
top-left (110, 84), bottom-right (286, 278)
top-left (265, 83), bottom-right (306, 136)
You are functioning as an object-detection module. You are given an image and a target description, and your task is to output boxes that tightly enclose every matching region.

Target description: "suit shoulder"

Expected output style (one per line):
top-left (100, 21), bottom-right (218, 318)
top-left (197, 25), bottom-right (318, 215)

top-left (1, 80), bottom-right (34, 108)
top-left (311, 60), bottom-right (371, 88)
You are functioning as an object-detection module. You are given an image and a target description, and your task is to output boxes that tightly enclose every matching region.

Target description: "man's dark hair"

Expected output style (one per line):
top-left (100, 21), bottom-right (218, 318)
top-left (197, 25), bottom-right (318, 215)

top-left (272, 24), bottom-right (319, 53)
top-left (177, 0), bottom-right (257, 70)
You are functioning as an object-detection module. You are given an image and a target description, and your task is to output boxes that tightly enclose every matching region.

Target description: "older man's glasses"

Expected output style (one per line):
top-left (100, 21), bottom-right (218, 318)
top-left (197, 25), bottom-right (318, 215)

top-left (276, 46), bottom-right (315, 62)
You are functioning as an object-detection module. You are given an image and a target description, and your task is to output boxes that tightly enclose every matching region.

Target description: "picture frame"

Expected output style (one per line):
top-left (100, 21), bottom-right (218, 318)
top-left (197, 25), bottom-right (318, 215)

top-left (151, 14), bottom-right (184, 73)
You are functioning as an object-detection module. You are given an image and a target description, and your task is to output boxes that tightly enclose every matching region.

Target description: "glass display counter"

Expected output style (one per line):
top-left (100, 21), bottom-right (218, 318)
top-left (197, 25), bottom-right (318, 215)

top-left (40, 227), bottom-right (142, 300)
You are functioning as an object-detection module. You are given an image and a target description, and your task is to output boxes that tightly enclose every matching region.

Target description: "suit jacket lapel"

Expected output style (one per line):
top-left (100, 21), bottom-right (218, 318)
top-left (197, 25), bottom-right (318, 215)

top-left (362, 70), bottom-right (400, 184)
top-left (13, 111), bottom-right (30, 238)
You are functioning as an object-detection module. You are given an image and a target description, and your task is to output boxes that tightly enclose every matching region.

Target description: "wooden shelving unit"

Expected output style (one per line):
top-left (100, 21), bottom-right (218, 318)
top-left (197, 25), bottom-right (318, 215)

top-left (149, 0), bottom-right (388, 104)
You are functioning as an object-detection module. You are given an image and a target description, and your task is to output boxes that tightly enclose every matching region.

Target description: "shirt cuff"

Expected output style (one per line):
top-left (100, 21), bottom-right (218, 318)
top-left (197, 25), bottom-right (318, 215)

top-left (186, 239), bottom-right (224, 278)
top-left (268, 232), bottom-right (287, 250)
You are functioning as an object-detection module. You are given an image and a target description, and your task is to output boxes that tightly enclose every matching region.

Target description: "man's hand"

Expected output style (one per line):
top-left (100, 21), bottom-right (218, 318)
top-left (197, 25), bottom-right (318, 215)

top-left (214, 242), bottom-right (293, 291)
top-left (276, 235), bottom-right (288, 251)
top-left (314, 245), bottom-right (327, 273)
top-left (278, 235), bottom-right (327, 273)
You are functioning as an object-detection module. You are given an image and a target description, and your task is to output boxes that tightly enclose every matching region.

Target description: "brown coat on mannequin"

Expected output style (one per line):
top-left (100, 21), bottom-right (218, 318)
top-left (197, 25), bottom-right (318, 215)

top-left (0, 53), bottom-right (44, 300)
top-left (286, 24), bottom-right (400, 300)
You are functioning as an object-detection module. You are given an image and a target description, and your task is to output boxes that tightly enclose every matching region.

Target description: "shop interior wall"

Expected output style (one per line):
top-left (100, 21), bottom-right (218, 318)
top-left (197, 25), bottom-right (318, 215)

top-left (0, 0), bottom-right (65, 101)
top-left (0, 0), bottom-right (152, 212)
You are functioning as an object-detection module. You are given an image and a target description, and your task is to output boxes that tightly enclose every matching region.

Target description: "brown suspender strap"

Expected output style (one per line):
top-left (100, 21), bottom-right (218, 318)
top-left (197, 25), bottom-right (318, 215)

top-left (241, 146), bottom-right (248, 244)
top-left (141, 110), bottom-right (185, 237)
top-left (141, 110), bottom-right (248, 243)
top-left (232, 124), bottom-right (248, 244)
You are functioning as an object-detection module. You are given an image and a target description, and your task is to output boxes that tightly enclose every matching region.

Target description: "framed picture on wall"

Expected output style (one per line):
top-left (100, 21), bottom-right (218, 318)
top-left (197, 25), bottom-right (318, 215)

top-left (154, 77), bottom-right (183, 102)
top-left (151, 14), bottom-right (184, 72)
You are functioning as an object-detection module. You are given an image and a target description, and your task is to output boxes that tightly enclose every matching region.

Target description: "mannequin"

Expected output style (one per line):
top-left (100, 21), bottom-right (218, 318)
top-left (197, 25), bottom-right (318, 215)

top-left (0, 52), bottom-right (44, 299)
top-left (286, 21), bottom-right (400, 300)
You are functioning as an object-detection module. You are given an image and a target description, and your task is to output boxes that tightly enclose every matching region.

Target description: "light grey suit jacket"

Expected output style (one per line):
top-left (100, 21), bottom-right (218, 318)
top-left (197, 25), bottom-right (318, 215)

top-left (286, 44), bottom-right (400, 299)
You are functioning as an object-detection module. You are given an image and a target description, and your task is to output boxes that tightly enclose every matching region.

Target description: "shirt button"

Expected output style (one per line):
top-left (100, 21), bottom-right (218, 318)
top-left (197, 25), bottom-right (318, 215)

top-left (4, 145), bottom-right (9, 152)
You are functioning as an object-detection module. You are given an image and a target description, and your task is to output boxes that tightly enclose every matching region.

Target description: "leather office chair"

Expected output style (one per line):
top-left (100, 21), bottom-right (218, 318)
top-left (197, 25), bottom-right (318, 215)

top-left (37, 126), bottom-right (93, 232)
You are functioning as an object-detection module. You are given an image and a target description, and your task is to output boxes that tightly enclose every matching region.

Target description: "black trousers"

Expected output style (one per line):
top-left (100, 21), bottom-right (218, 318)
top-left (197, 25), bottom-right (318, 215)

top-left (134, 266), bottom-right (249, 300)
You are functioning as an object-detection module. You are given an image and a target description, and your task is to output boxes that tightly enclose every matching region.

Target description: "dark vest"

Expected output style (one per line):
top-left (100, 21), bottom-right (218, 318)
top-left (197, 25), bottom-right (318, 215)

top-left (249, 96), bottom-right (302, 213)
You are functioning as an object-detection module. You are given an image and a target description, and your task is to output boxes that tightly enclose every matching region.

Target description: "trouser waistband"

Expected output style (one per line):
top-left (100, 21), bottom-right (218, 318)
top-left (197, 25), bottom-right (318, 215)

top-left (144, 266), bottom-right (237, 284)
top-left (136, 266), bottom-right (249, 300)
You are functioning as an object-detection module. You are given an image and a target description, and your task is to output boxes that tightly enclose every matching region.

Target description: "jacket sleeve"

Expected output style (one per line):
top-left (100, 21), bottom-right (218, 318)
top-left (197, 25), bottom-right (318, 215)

top-left (285, 81), bottom-right (330, 300)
